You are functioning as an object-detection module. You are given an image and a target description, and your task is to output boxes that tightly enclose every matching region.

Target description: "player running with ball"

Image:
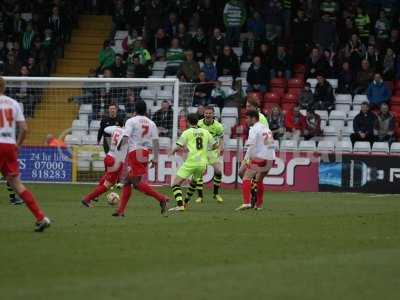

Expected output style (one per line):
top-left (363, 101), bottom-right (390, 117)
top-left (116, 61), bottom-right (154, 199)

top-left (81, 125), bottom-right (128, 207)
top-left (187, 106), bottom-right (224, 204)
top-left (0, 77), bottom-right (50, 231)
top-left (236, 110), bottom-right (275, 211)
top-left (169, 113), bottom-right (217, 211)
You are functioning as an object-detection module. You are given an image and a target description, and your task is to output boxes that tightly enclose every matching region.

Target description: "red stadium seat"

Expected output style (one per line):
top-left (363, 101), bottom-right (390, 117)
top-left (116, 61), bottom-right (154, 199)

top-left (263, 92), bottom-right (281, 104)
top-left (391, 96), bottom-right (400, 105)
top-left (281, 102), bottom-right (296, 113)
top-left (293, 73), bottom-right (305, 80)
top-left (270, 78), bottom-right (287, 88)
top-left (288, 78), bottom-right (304, 88)
top-left (247, 92), bottom-right (263, 104)
top-left (391, 104), bottom-right (400, 115)
top-left (287, 87), bottom-right (302, 95)
top-left (270, 87), bottom-right (285, 97)
top-left (293, 64), bottom-right (305, 74)
top-left (394, 80), bottom-right (400, 90)
top-left (262, 102), bottom-right (278, 114)
top-left (282, 93), bottom-right (298, 103)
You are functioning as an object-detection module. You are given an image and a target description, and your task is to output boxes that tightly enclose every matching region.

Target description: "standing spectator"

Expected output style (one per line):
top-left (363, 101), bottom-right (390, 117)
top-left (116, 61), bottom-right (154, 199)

top-left (303, 109), bottom-right (322, 140)
top-left (241, 32), bottom-right (258, 63)
top-left (247, 10), bottom-right (265, 40)
top-left (281, 0), bottom-right (292, 38)
top-left (270, 45), bottom-right (292, 79)
top-left (337, 61), bottom-right (354, 94)
top-left (152, 100), bottom-right (173, 138)
top-left (193, 72), bottom-right (212, 106)
top-left (164, 12), bottom-right (179, 39)
top-left (354, 60), bottom-right (374, 94)
top-left (313, 13), bottom-right (337, 50)
top-left (374, 103), bottom-right (396, 144)
top-left (97, 103), bottom-right (125, 153)
top-left (284, 105), bottom-right (306, 140)
top-left (382, 48), bottom-right (396, 80)
top-left (145, 0), bottom-right (164, 43)
top-left (111, 54), bottom-right (126, 78)
top-left (313, 74), bottom-right (335, 110)
top-left (305, 47), bottom-right (324, 79)
top-left (20, 23), bottom-right (35, 60)
top-left (246, 55), bottom-right (268, 93)
top-left (299, 82), bottom-right (314, 110)
top-left (267, 105), bottom-right (285, 140)
top-left (292, 9), bottom-right (312, 64)
top-left (386, 29), bottom-right (400, 55)
top-left (176, 23), bottom-right (192, 50)
top-left (223, 0), bottom-right (246, 46)
top-left (165, 38), bottom-right (185, 76)
top-left (255, 42), bottom-right (273, 68)
top-left (216, 45), bottom-right (240, 78)
top-left (178, 49), bottom-right (201, 82)
top-left (153, 28), bottom-right (170, 52)
top-left (354, 7), bottom-right (370, 45)
top-left (350, 101), bottom-right (376, 145)
top-left (98, 40), bottom-right (115, 71)
top-left (346, 34), bottom-right (365, 74)
top-left (367, 73), bottom-right (390, 109)
top-left (201, 55), bottom-right (217, 81)
top-left (190, 27), bottom-right (208, 61)
top-left (4, 52), bottom-right (19, 76)
top-left (208, 28), bottom-right (225, 58)
top-left (365, 44), bottom-right (382, 72)
top-left (131, 55), bottom-right (150, 78)
top-left (375, 10), bottom-right (390, 46)
top-left (264, 0), bottom-right (282, 43)
top-left (48, 6), bottom-right (65, 55)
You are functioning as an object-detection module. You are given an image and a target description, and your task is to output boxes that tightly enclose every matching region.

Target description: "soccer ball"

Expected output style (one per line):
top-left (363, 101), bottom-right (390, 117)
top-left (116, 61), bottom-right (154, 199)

top-left (107, 192), bottom-right (120, 206)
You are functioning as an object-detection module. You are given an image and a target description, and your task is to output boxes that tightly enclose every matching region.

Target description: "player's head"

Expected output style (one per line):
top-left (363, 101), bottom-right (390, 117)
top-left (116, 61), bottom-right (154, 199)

top-left (246, 97), bottom-right (259, 112)
top-left (246, 110), bottom-right (259, 126)
top-left (204, 106), bottom-right (214, 122)
top-left (0, 77), bottom-right (5, 95)
top-left (134, 100), bottom-right (147, 116)
top-left (187, 113), bottom-right (199, 127)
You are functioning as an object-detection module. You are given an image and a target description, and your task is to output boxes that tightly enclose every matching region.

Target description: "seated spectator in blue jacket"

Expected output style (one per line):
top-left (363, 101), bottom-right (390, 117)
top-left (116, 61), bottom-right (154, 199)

top-left (367, 73), bottom-right (390, 109)
top-left (201, 55), bottom-right (217, 81)
top-left (350, 102), bottom-right (377, 145)
top-left (374, 103), bottom-right (396, 144)
top-left (246, 56), bottom-right (268, 93)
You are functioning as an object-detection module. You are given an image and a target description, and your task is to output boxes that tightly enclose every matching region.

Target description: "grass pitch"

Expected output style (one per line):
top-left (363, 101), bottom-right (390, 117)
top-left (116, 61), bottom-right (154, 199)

top-left (0, 184), bottom-right (400, 300)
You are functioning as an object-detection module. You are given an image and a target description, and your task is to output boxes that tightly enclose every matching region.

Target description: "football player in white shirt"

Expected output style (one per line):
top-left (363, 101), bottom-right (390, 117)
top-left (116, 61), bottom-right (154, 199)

top-left (82, 126), bottom-right (129, 207)
top-left (0, 77), bottom-right (50, 231)
top-left (236, 110), bottom-right (275, 211)
top-left (113, 101), bottom-right (169, 217)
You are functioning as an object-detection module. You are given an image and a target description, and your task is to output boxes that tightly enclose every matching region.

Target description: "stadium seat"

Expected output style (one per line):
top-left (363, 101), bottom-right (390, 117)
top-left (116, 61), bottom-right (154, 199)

top-left (77, 160), bottom-right (90, 171)
top-left (315, 110), bottom-right (329, 121)
top-left (317, 140), bottom-right (335, 152)
top-left (293, 64), bottom-right (305, 74)
top-left (281, 102), bottom-right (296, 112)
top-left (240, 62), bottom-right (251, 72)
top-left (247, 91), bottom-right (263, 104)
top-left (152, 70), bottom-right (165, 77)
top-left (288, 78), bottom-right (304, 88)
top-left (140, 89), bottom-right (157, 101)
top-left (92, 161), bottom-right (105, 172)
top-left (153, 61), bottom-right (167, 71)
top-left (335, 94), bottom-right (352, 112)
top-left (64, 134), bottom-right (81, 145)
top-left (327, 79), bottom-right (338, 89)
top-left (270, 78), bottom-right (287, 88)
top-left (221, 107), bottom-right (238, 118)
top-left (353, 141), bottom-right (371, 153)
top-left (390, 142), bottom-right (400, 155)
top-left (157, 90), bottom-right (173, 100)
top-left (159, 137), bottom-right (171, 149)
top-left (81, 135), bottom-right (97, 145)
top-left (232, 47), bottom-right (243, 57)
top-left (323, 125), bottom-right (338, 138)
top-left (221, 117), bottom-right (237, 133)
top-left (143, 99), bottom-right (155, 110)
top-left (89, 120), bottom-right (101, 132)
top-left (280, 140), bottom-right (298, 151)
top-left (79, 104), bottom-right (93, 115)
top-left (306, 78), bottom-right (317, 88)
top-left (329, 110), bottom-right (346, 128)
top-left (77, 151), bottom-right (92, 161)
top-left (353, 94), bottom-right (368, 105)
top-left (218, 76), bottom-right (233, 86)
top-left (335, 140), bottom-right (352, 152)
top-left (72, 119), bottom-right (88, 136)
top-left (263, 92), bottom-right (281, 104)
top-left (347, 110), bottom-right (359, 120)
top-left (342, 126), bottom-right (354, 137)
top-left (391, 96), bottom-right (400, 104)
top-left (79, 114), bottom-right (89, 122)
top-left (262, 102), bottom-right (277, 113)
top-left (298, 140), bottom-right (316, 152)
top-left (270, 87), bottom-right (285, 97)
top-left (372, 142), bottom-right (389, 154)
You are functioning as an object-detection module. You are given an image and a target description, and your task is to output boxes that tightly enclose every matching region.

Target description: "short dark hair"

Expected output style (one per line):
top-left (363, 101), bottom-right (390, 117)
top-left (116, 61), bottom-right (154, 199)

top-left (109, 102), bottom-right (118, 108)
top-left (204, 106), bottom-right (214, 112)
top-left (361, 101), bottom-right (369, 106)
top-left (187, 113), bottom-right (199, 126)
top-left (135, 101), bottom-right (147, 115)
top-left (246, 110), bottom-right (259, 120)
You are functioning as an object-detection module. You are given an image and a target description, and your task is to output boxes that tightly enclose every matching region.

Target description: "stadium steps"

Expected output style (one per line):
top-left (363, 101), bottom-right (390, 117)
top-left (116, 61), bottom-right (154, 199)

top-left (25, 15), bottom-right (112, 145)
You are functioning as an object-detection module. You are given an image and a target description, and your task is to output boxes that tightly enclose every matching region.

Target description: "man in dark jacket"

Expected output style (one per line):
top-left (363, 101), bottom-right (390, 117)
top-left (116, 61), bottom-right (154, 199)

top-left (152, 100), bottom-right (173, 137)
top-left (270, 45), bottom-right (292, 79)
top-left (97, 103), bottom-right (125, 153)
top-left (216, 46), bottom-right (240, 78)
top-left (246, 56), bottom-right (268, 93)
top-left (111, 54), bottom-right (127, 78)
top-left (350, 102), bottom-right (377, 145)
top-left (313, 74), bottom-right (335, 110)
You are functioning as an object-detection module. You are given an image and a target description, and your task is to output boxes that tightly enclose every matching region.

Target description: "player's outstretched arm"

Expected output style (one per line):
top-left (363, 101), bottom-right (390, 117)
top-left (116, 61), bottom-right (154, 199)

top-left (16, 121), bottom-right (28, 147)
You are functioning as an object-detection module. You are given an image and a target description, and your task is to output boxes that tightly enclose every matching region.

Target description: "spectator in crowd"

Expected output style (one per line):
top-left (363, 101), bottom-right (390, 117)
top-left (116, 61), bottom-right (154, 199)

top-left (354, 60), bottom-right (374, 94)
top-left (152, 100), bottom-right (173, 138)
top-left (313, 13), bottom-right (337, 50)
top-left (125, 88), bottom-right (136, 117)
top-left (97, 103), bottom-right (125, 153)
top-left (375, 10), bottom-right (391, 46)
top-left (16, 65), bottom-right (36, 117)
top-left (112, 0), bottom-right (127, 31)
top-left (313, 74), bottom-right (335, 110)
top-left (305, 47), bottom-right (324, 79)
top-left (264, 0), bottom-right (282, 43)
top-left (201, 55), bottom-right (217, 81)
top-left (303, 109), bottom-right (322, 140)
top-left (365, 44), bottom-right (382, 72)
top-left (387, 29), bottom-right (400, 54)
top-left (270, 45), bottom-right (292, 79)
top-left (292, 9), bottom-right (312, 64)
top-left (247, 10), bottom-right (265, 41)
top-left (284, 105), bottom-right (306, 140)
top-left (209, 28), bottom-right (225, 58)
top-left (299, 82), bottom-right (314, 110)
top-left (346, 34), bottom-right (364, 73)
top-left (382, 48), bottom-right (396, 80)
top-left (337, 61), bottom-right (354, 94)
top-left (246, 55), bottom-right (268, 93)
top-left (193, 72), bottom-right (212, 106)
top-left (223, 0), bottom-right (246, 46)
top-left (145, 0), bottom-right (164, 42)
top-left (164, 12), bottom-right (179, 38)
top-left (98, 40), bottom-right (115, 71)
top-left (131, 55), bottom-right (150, 78)
top-left (351, 101), bottom-right (377, 145)
top-left (4, 52), bottom-right (19, 76)
top-left (255, 42), bottom-right (273, 68)
top-left (48, 5), bottom-right (66, 51)
top-left (216, 45), bottom-right (240, 78)
top-left (178, 49), bottom-right (201, 82)
top-left (165, 38), bottom-right (185, 76)
top-left (131, 37), bottom-right (151, 65)
top-left (190, 27), bottom-right (208, 61)
top-left (111, 54), bottom-right (126, 78)
top-left (176, 23), bottom-right (192, 50)
top-left (27, 57), bottom-right (40, 77)
top-left (127, 1), bottom-right (144, 34)
top-left (21, 23), bottom-right (35, 60)
top-left (153, 28), bottom-right (170, 51)
top-left (339, 17), bottom-right (356, 47)
top-left (210, 81), bottom-right (226, 109)
top-left (267, 105), bottom-right (285, 140)
top-left (367, 73), bottom-right (390, 109)
top-left (354, 7), bottom-right (370, 45)
top-left (374, 103), bottom-right (396, 144)
top-left (197, 105), bottom-right (205, 119)
top-left (241, 31), bottom-right (258, 63)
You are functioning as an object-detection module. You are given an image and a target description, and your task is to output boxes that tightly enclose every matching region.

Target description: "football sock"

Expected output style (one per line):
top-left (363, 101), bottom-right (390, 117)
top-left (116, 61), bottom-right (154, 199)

top-left (251, 179), bottom-right (257, 202)
top-left (213, 173), bottom-right (222, 195)
top-left (172, 184), bottom-right (183, 206)
top-left (117, 185), bottom-right (132, 214)
top-left (136, 181), bottom-right (165, 202)
top-left (7, 182), bottom-right (16, 201)
top-left (19, 190), bottom-right (45, 222)
top-left (196, 179), bottom-right (203, 198)
top-left (83, 185), bottom-right (108, 203)
top-left (242, 179), bottom-right (252, 205)
top-left (185, 181), bottom-right (197, 203)
top-left (256, 182), bottom-right (265, 208)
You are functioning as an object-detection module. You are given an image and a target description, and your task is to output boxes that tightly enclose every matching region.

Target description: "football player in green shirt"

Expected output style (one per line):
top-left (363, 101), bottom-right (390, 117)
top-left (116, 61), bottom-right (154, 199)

top-left (169, 113), bottom-right (217, 211)
top-left (187, 106), bottom-right (225, 204)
